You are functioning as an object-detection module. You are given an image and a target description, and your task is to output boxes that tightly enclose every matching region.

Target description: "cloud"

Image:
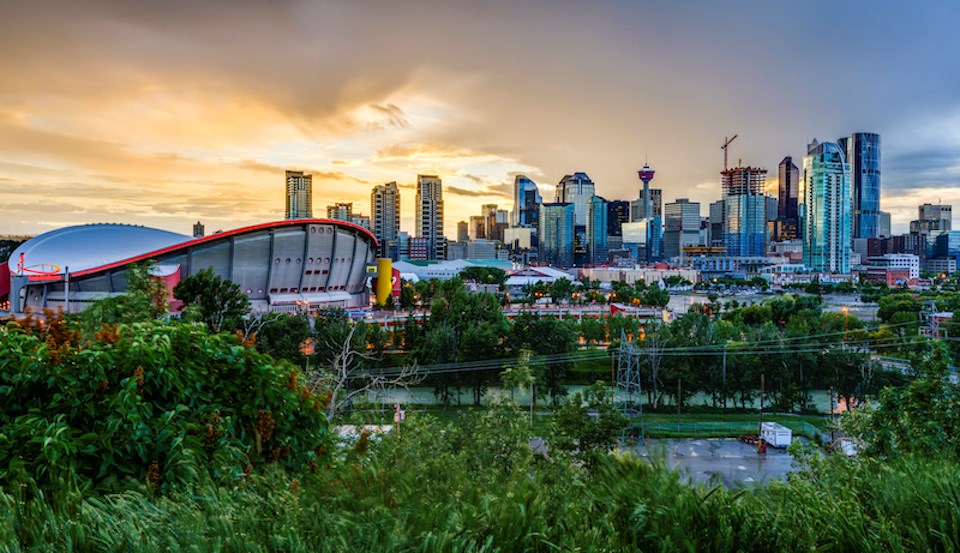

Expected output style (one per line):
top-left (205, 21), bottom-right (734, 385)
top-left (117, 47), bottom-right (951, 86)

top-left (368, 103), bottom-right (410, 129)
top-left (1, 0), bottom-right (959, 237)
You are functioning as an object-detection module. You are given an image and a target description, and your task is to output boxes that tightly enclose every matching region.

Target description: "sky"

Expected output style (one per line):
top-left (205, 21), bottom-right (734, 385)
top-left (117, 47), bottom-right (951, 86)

top-left (2, 0), bottom-right (959, 238)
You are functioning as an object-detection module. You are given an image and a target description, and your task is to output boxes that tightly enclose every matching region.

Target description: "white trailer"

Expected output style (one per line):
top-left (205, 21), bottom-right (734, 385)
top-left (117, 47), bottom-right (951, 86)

top-left (760, 422), bottom-right (792, 448)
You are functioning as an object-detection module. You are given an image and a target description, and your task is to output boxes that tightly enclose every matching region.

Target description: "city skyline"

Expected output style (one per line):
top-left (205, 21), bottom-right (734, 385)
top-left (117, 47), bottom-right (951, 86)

top-left (1, 1), bottom-right (958, 237)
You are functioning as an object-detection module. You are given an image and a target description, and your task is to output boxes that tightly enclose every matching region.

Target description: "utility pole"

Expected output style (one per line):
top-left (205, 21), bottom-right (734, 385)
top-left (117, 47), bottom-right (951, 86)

top-left (677, 377), bottom-right (681, 431)
top-left (758, 373), bottom-right (765, 453)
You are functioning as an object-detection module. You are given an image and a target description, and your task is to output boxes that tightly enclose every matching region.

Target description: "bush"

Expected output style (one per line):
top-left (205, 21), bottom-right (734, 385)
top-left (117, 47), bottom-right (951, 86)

top-left (0, 318), bottom-right (329, 495)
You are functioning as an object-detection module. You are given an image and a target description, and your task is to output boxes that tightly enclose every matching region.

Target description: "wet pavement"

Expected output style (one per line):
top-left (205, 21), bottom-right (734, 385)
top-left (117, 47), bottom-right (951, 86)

top-left (621, 438), bottom-right (802, 487)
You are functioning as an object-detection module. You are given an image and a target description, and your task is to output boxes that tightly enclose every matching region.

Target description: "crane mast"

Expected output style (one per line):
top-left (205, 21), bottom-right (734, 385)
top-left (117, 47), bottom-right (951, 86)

top-left (721, 134), bottom-right (738, 171)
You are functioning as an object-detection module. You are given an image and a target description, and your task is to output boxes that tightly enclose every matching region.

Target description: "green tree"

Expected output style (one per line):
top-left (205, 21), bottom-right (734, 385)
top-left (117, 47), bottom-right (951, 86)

top-left (459, 266), bottom-right (507, 287)
top-left (579, 317), bottom-right (606, 345)
top-left (399, 280), bottom-right (416, 309)
top-left (876, 292), bottom-right (921, 323)
top-left (254, 312), bottom-right (312, 364)
top-left (550, 278), bottom-right (574, 304)
top-left (74, 262), bottom-right (169, 339)
top-left (173, 268), bottom-right (250, 333)
top-left (549, 382), bottom-right (627, 467)
top-left (843, 340), bottom-right (960, 458)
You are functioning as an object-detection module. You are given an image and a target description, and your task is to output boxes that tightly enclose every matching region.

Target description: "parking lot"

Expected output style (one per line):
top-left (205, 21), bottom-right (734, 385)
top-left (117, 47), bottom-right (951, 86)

top-left (623, 438), bottom-right (802, 487)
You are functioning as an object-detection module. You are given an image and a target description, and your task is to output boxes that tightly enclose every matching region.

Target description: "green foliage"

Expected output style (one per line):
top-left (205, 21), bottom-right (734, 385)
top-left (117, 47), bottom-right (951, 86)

top-left (876, 292), bottom-right (921, 324)
top-left (254, 313), bottom-right (312, 365)
top-left (549, 382), bottom-right (627, 467)
top-left (0, 240), bottom-right (23, 264)
top-left (312, 308), bottom-right (355, 365)
top-left (549, 277), bottom-right (573, 303)
top-left (74, 262), bottom-right (169, 339)
top-left (508, 313), bottom-right (577, 402)
top-left (0, 319), bottom-right (329, 495)
top-left (459, 266), bottom-right (507, 287)
top-left (5, 410), bottom-right (960, 551)
top-left (844, 339), bottom-right (960, 459)
top-left (399, 279), bottom-right (416, 309)
top-left (173, 268), bottom-right (251, 333)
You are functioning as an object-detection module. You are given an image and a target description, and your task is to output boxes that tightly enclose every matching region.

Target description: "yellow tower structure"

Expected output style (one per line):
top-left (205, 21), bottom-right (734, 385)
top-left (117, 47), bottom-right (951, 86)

top-left (375, 258), bottom-right (393, 306)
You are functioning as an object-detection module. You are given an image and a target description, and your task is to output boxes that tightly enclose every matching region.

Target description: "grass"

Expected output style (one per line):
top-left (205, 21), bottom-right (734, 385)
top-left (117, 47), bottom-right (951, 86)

top-left (2, 413), bottom-right (959, 552)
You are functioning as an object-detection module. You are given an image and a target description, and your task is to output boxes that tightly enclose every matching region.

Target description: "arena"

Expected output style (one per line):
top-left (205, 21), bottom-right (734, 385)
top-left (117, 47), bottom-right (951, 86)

top-left (1, 219), bottom-right (377, 315)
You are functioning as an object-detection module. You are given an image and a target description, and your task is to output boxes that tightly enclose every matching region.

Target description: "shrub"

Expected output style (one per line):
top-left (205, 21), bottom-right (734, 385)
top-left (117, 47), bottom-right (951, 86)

top-left (0, 318), bottom-right (329, 495)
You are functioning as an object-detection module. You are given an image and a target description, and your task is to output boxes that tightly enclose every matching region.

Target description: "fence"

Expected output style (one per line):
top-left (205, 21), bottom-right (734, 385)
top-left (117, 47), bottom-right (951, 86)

top-left (621, 419), bottom-right (832, 443)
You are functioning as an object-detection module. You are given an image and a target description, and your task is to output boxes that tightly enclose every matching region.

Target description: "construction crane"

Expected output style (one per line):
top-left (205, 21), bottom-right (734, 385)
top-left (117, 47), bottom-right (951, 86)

top-left (721, 135), bottom-right (738, 171)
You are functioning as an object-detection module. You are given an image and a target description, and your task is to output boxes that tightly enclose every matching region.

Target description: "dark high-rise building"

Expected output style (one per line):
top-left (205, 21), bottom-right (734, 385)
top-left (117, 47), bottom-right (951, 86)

top-left (192, 221), bottom-right (205, 238)
top-left (587, 196), bottom-right (608, 265)
top-left (606, 200), bottom-right (630, 236)
top-left (777, 156), bottom-right (800, 240)
top-left (512, 175), bottom-right (542, 227)
top-left (539, 202), bottom-right (575, 267)
top-left (456, 221), bottom-right (469, 243)
top-left (708, 200), bottom-right (725, 247)
top-left (839, 132), bottom-right (881, 239)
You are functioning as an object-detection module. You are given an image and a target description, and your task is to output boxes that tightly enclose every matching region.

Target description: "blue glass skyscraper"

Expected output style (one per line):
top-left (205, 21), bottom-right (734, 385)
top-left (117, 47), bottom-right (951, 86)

top-left (587, 195), bottom-right (608, 265)
top-left (803, 140), bottom-right (851, 273)
top-left (721, 166), bottom-right (767, 256)
top-left (511, 175), bottom-right (541, 228)
top-left (839, 132), bottom-right (881, 239)
top-left (538, 202), bottom-right (575, 267)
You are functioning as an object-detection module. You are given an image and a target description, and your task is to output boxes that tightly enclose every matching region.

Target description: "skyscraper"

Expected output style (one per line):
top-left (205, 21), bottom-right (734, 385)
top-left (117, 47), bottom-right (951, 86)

top-left (469, 215), bottom-right (486, 239)
top-left (556, 173), bottom-right (596, 226)
top-left (879, 211), bottom-right (891, 238)
top-left (539, 202), bottom-right (575, 267)
top-left (512, 175), bottom-right (542, 227)
top-left (708, 200), bottom-right (725, 247)
top-left (606, 200), bottom-right (630, 237)
top-left (630, 189), bottom-right (662, 221)
top-left (803, 140), bottom-right (851, 273)
top-left (457, 221), bottom-right (469, 243)
top-left (663, 198), bottom-right (701, 259)
top-left (919, 203), bottom-right (952, 230)
top-left (326, 202), bottom-right (353, 221)
top-left (482, 204), bottom-right (499, 242)
top-left (285, 170), bottom-right (312, 220)
top-left (840, 132), bottom-right (881, 239)
top-left (587, 196), bottom-right (608, 265)
top-left (911, 203), bottom-right (952, 259)
top-left (777, 156), bottom-right (800, 240)
top-left (721, 166), bottom-right (767, 256)
top-left (416, 175), bottom-right (445, 260)
top-left (372, 181), bottom-right (400, 260)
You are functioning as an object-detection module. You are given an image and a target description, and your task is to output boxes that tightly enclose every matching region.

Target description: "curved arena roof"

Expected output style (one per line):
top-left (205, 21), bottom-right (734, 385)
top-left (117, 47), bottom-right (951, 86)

top-left (6, 219), bottom-right (379, 314)
top-left (9, 224), bottom-right (191, 276)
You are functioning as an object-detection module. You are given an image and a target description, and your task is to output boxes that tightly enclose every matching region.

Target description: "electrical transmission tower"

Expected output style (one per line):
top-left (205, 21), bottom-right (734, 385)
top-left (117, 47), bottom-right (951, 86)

top-left (616, 329), bottom-right (644, 439)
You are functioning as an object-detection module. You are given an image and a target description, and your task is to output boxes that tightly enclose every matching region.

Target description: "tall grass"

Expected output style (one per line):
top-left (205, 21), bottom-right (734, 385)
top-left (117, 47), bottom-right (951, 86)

top-left (2, 412), bottom-right (959, 552)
